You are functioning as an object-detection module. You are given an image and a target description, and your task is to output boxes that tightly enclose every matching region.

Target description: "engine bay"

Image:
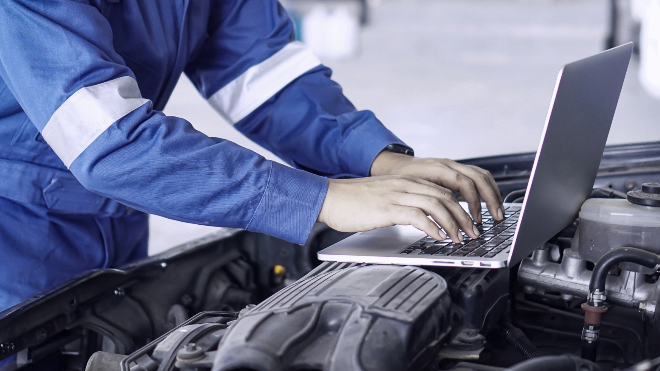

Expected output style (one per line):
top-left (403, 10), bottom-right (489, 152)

top-left (2, 142), bottom-right (660, 371)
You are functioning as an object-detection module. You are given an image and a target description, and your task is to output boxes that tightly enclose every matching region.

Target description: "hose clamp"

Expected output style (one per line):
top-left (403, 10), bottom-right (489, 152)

top-left (581, 327), bottom-right (599, 342)
top-left (588, 290), bottom-right (606, 306)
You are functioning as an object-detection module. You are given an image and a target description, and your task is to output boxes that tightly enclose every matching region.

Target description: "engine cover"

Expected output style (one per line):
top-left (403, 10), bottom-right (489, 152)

top-left (211, 264), bottom-right (452, 371)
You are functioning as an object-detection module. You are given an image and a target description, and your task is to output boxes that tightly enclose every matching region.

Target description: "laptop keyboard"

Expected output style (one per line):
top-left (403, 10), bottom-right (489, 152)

top-left (399, 207), bottom-right (520, 258)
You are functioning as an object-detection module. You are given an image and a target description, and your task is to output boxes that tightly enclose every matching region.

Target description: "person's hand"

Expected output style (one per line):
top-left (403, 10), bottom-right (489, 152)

top-left (317, 175), bottom-right (482, 243)
top-left (370, 151), bottom-right (504, 224)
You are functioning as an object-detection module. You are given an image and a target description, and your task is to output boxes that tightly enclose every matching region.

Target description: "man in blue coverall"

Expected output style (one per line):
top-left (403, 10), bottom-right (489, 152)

top-left (0, 0), bottom-right (504, 313)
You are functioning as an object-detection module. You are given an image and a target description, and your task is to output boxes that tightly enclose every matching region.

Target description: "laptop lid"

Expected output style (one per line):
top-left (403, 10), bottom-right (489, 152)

top-left (508, 43), bottom-right (633, 265)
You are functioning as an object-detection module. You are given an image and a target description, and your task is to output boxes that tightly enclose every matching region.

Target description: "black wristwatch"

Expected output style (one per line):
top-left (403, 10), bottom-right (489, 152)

top-left (384, 144), bottom-right (414, 156)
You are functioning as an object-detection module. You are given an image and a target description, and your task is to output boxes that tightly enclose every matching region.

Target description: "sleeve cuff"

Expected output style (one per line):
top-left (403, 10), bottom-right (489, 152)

top-left (337, 111), bottom-right (412, 177)
top-left (245, 161), bottom-right (329, 244)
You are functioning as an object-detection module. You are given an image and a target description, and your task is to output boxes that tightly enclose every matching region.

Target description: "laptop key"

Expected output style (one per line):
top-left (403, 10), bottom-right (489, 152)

top-left (419, 244), bottom-right (447, 255)
top-left (472, 241), bottom-right (487, 248)
top-left (434, 247), bottom-right (456, 256)
top-left (465, 240), bottom-right (482, 247)
top-left (469, 248), bottom-right (490, 257)
top-left (441, 243), bottom-right (463, 254)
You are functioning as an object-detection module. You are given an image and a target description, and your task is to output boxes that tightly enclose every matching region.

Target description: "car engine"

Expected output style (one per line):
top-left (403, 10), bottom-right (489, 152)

top-left (2, 143), bottom-right (660, 371)
top-left (83, 261), bottom-right (509, 371)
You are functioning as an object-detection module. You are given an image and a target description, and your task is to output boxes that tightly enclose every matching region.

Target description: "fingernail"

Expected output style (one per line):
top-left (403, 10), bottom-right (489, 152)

top-left (438, 230), bottom-right (447, 240)
top-left (472, 225), bottom-right (480, 237)
top-left (497, 207), bottom-right (504, 220)
top-left (457, 234), bottom-right (464, 243)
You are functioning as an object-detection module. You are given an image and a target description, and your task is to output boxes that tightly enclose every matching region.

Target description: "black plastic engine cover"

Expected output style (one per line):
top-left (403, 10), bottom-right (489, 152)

top-left (211, 265), bottom-right (452, 371)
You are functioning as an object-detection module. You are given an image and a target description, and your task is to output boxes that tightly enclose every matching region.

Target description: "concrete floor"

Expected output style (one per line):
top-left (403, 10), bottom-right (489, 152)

top-left (149, 0), bottom-right (660, 255)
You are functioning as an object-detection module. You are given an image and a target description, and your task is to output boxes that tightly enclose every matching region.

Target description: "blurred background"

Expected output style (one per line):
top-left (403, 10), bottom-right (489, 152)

top-left (150, 0), bottom-right (660, 254)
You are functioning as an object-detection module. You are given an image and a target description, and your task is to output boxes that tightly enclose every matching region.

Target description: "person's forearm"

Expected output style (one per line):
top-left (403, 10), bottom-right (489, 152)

top-left (233, 66), bottom-right (408, 179)
top-left (70, 106), bottom-right (328, 245)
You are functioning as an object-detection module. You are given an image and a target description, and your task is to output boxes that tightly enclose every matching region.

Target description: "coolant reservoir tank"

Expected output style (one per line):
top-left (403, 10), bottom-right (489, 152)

top-left (578, 183), bottom-right (660, 265)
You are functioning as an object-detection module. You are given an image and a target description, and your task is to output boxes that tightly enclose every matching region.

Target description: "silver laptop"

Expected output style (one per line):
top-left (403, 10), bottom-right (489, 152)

top-left (318, 43), bottom-right (633, 268)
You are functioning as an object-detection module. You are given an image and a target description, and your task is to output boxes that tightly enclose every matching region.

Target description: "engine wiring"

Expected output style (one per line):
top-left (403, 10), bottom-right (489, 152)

top-left (504, 187), bottom-right (628, 206)
top-left (504, 189), bottom-right (527, 203)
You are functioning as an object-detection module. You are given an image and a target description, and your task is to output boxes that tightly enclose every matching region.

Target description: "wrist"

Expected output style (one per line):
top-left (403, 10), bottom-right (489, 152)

top-left (317, 178), bottom-right (342, 224)
top-left (370, 151), bottom-right (415, 176)
top-left (317, 180), bottom-right (331, 224)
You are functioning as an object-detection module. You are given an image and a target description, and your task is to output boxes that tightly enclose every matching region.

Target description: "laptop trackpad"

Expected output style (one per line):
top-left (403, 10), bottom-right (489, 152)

top-left (360, 224), bottom-right (426, 236)
top-left (325, 225), bottom-right (426, 256)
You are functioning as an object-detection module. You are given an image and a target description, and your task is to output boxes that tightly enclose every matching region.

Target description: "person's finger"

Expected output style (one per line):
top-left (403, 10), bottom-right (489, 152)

top-left (450, 172), bottom-right (482, 224)
top-left (420, 167), bottom-right (483, 224)
top-left (467, 165), bottom-right (504, 205)
top-left (483, 169), bottom-right (505, 205)
top-left (449, 163), bottom-right (504, 220)
top-left (435, 192), bottom-right (481, 239)
top-left (395, 190), bottom-right (479, 241)
top-left (467, 166), bottom-right (504, 220)
top-left (393, 193), bottom-right (460, 241)
top-left (386, 175), bottom-right (482, 237)
top-left (390, 205), bottom-right (446, 241)
top-left (398, 178), bottom-right (478, 233)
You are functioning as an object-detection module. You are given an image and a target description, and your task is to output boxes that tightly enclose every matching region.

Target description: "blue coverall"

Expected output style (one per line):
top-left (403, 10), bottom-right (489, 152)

top-left (0, 0), bottom-right (407, 312)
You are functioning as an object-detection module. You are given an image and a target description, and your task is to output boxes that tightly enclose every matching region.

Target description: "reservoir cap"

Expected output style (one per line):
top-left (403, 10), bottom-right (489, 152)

top-left (627, 182), bottom-right (660, 207)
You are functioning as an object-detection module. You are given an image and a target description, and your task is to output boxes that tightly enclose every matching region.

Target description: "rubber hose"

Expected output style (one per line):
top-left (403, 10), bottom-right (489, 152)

top-left (581, 340), bottom-right (598, 362)
top-left (589, 248), bottom-right (660, 299)
top-left (502, 323), bottom-right (542, 359)
top-left (505, 355), bottom-right (601, 371)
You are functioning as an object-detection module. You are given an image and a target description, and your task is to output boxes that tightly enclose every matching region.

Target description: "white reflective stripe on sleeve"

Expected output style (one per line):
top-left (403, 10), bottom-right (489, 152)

top-left (42, 76), bottom-right (150, 168)
top-left (208, 41), bottom-right (321, 125)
